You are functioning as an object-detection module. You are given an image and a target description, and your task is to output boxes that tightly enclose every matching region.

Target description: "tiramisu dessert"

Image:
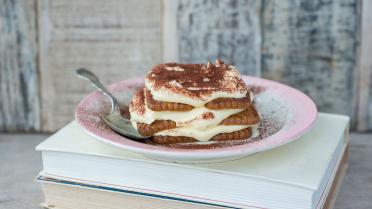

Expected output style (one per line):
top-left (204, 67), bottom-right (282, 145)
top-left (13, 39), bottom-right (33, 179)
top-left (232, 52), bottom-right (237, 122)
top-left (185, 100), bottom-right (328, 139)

top-left (129, 60), bottom-right (260, 144)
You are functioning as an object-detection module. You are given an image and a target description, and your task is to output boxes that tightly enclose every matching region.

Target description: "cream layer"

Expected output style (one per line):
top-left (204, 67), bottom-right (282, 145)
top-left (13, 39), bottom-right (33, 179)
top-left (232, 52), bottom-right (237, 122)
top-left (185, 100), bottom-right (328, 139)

top-left (145, 81), bottom-right (247, 107)
top-left (154, 124), bottom-right (258, 142)
top-left (130, 105), bottom-right (243, 129)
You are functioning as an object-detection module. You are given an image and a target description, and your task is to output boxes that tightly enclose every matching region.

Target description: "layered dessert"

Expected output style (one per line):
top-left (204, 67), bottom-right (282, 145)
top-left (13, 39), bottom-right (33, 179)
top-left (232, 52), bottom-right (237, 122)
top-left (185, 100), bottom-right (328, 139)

top-left (129, 60), bottom-right (260, 144)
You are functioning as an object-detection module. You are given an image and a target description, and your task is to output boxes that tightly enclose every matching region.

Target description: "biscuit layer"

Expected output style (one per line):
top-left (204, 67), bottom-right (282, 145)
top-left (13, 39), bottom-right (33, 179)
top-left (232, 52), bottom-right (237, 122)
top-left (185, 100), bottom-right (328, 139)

top-left (145, 89), bottom-right (251, 111)
top-left (205, 94), bottom-right (251, 110)
top-left (220, 105), bottom-right (260, 125)
top-left (137, 120), bottom-right (176, 137)
top-left (145, 89), bottom-right (193, 111)
top-left (152, 128), bottom-right (252, 144)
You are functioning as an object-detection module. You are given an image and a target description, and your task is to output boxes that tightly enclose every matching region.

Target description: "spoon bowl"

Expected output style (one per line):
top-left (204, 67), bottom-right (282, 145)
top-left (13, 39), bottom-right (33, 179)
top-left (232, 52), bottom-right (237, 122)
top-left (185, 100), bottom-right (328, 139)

top-left (75, 68), bottom-right (148, 140)
top-left (102, 112), bottom-right (147, 140)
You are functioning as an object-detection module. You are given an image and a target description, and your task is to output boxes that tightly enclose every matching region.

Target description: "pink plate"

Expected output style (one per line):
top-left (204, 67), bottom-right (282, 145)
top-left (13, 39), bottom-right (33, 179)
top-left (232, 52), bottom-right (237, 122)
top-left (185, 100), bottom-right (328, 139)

top-left (75, 76), bottom-right (317, 163)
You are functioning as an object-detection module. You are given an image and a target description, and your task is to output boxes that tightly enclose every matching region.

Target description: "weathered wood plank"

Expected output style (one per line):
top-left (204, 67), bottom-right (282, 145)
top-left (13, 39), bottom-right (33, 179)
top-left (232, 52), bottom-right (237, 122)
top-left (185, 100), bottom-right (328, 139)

top-left (176, 0), bottom-right (261, 76)
top-left (356, 0), bottom-right (372, 131)
top-left (162, 0), bottom-right (179, 62)
top-left (172, 0), bottom-right (360, 127)
top-left (38, 0), bottom-right (163, 132)
top-left (261, 0), bottom-right (359, 124)
top-left (0, 0), bottom-right (40, 131)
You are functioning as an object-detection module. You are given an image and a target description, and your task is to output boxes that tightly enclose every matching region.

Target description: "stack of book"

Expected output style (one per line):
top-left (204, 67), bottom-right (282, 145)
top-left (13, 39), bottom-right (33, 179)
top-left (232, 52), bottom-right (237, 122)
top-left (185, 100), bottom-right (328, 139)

top-left (36, 113), bottom-right (349, 209)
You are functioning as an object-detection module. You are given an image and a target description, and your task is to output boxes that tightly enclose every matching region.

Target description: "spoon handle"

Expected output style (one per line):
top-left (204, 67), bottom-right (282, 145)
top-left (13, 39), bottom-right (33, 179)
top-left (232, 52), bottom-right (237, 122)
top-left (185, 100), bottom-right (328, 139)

top-left (75, 68), bottom-right (119, 114)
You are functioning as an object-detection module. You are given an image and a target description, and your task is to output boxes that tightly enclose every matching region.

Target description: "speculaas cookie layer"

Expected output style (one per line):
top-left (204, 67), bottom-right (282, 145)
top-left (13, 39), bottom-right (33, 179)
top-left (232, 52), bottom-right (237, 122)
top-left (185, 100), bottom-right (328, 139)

top-left (136, 105), bottom-right (259, 136)
top-left (145, 89), bottom-right (193, 111)
top-left (137, 120), bottom-right (176, 137)
top-left (145, 88), bottom-right (251, 111)
top-left (152, 128), bottom-right (252, 145)
top-left (220, 105), bottom-right (259, 125)
top-left (205, 95), bottom-right (251, 110)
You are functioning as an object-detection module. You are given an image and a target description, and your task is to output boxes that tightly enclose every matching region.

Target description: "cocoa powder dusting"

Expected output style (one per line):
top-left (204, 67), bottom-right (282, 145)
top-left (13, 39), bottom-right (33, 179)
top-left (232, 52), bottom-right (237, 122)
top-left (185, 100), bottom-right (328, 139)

top-left (247, 85), bottom-right (266, 94)
top-left (201, 112), bottom-right (214, 120)
top-left (146, 62), bottom-right (248, 99)
top-left (129, 88), bottom-right (145, 115)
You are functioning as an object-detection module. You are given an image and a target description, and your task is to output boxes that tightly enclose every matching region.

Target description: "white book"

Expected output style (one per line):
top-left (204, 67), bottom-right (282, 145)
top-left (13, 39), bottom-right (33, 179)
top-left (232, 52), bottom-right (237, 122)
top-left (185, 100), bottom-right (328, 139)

top-left (38, 152), bottom-right (348, 209)
top-left (36, 113), bottom-right (349, 209)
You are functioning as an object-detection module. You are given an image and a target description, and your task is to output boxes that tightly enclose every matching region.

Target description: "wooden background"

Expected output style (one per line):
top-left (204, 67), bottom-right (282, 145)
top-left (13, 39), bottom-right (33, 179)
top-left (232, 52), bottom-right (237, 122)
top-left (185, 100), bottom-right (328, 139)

top-left (0, 0), bottom-right (371, 132)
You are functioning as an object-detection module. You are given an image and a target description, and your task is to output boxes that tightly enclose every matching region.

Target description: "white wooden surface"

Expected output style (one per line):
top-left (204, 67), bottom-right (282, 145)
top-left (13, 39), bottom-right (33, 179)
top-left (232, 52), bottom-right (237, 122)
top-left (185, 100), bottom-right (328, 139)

top-left (38, 0), bottom-right (163, 131)
top-left (164, 0), bottom-right (359, 127)
top-left (356, 0), bottom-right (372, 131)
top-left (261, 0), bottom-right (359, 123)
top-left (174, 0), bottom-right (262, 76)
top-left (0, 0), bottom-right (40, 131)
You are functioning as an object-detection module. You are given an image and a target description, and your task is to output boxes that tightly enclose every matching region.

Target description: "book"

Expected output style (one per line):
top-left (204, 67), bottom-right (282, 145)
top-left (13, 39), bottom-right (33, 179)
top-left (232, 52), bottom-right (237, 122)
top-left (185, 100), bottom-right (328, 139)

top-left (36, 113), bottom-right (349, 209)
top-left (37, 147), bottom-right (348, 209)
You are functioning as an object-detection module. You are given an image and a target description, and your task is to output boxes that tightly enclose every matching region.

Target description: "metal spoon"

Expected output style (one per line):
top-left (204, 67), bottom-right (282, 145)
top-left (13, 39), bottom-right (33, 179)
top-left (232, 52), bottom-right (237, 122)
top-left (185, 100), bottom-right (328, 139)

top-left (75, 68), bottom-right (147, 140)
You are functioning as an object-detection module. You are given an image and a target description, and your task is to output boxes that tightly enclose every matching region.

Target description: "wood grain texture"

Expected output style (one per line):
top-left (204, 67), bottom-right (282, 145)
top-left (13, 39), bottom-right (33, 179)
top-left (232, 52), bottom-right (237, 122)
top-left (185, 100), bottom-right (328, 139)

top-left (0, 0), bottom-right (40, 131)
top-left (0, 0), bottom-right (366, 132)
top-left (356, 0), bottom-right (372, 131)
top-left (38, 0), bottom-right (162, 132)
top-left (176, 0), bottom-right (261, 76)
top-left (261, 0), bottom-right (359, 122)
top-left (162, 0), bottom-right (179, 62)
